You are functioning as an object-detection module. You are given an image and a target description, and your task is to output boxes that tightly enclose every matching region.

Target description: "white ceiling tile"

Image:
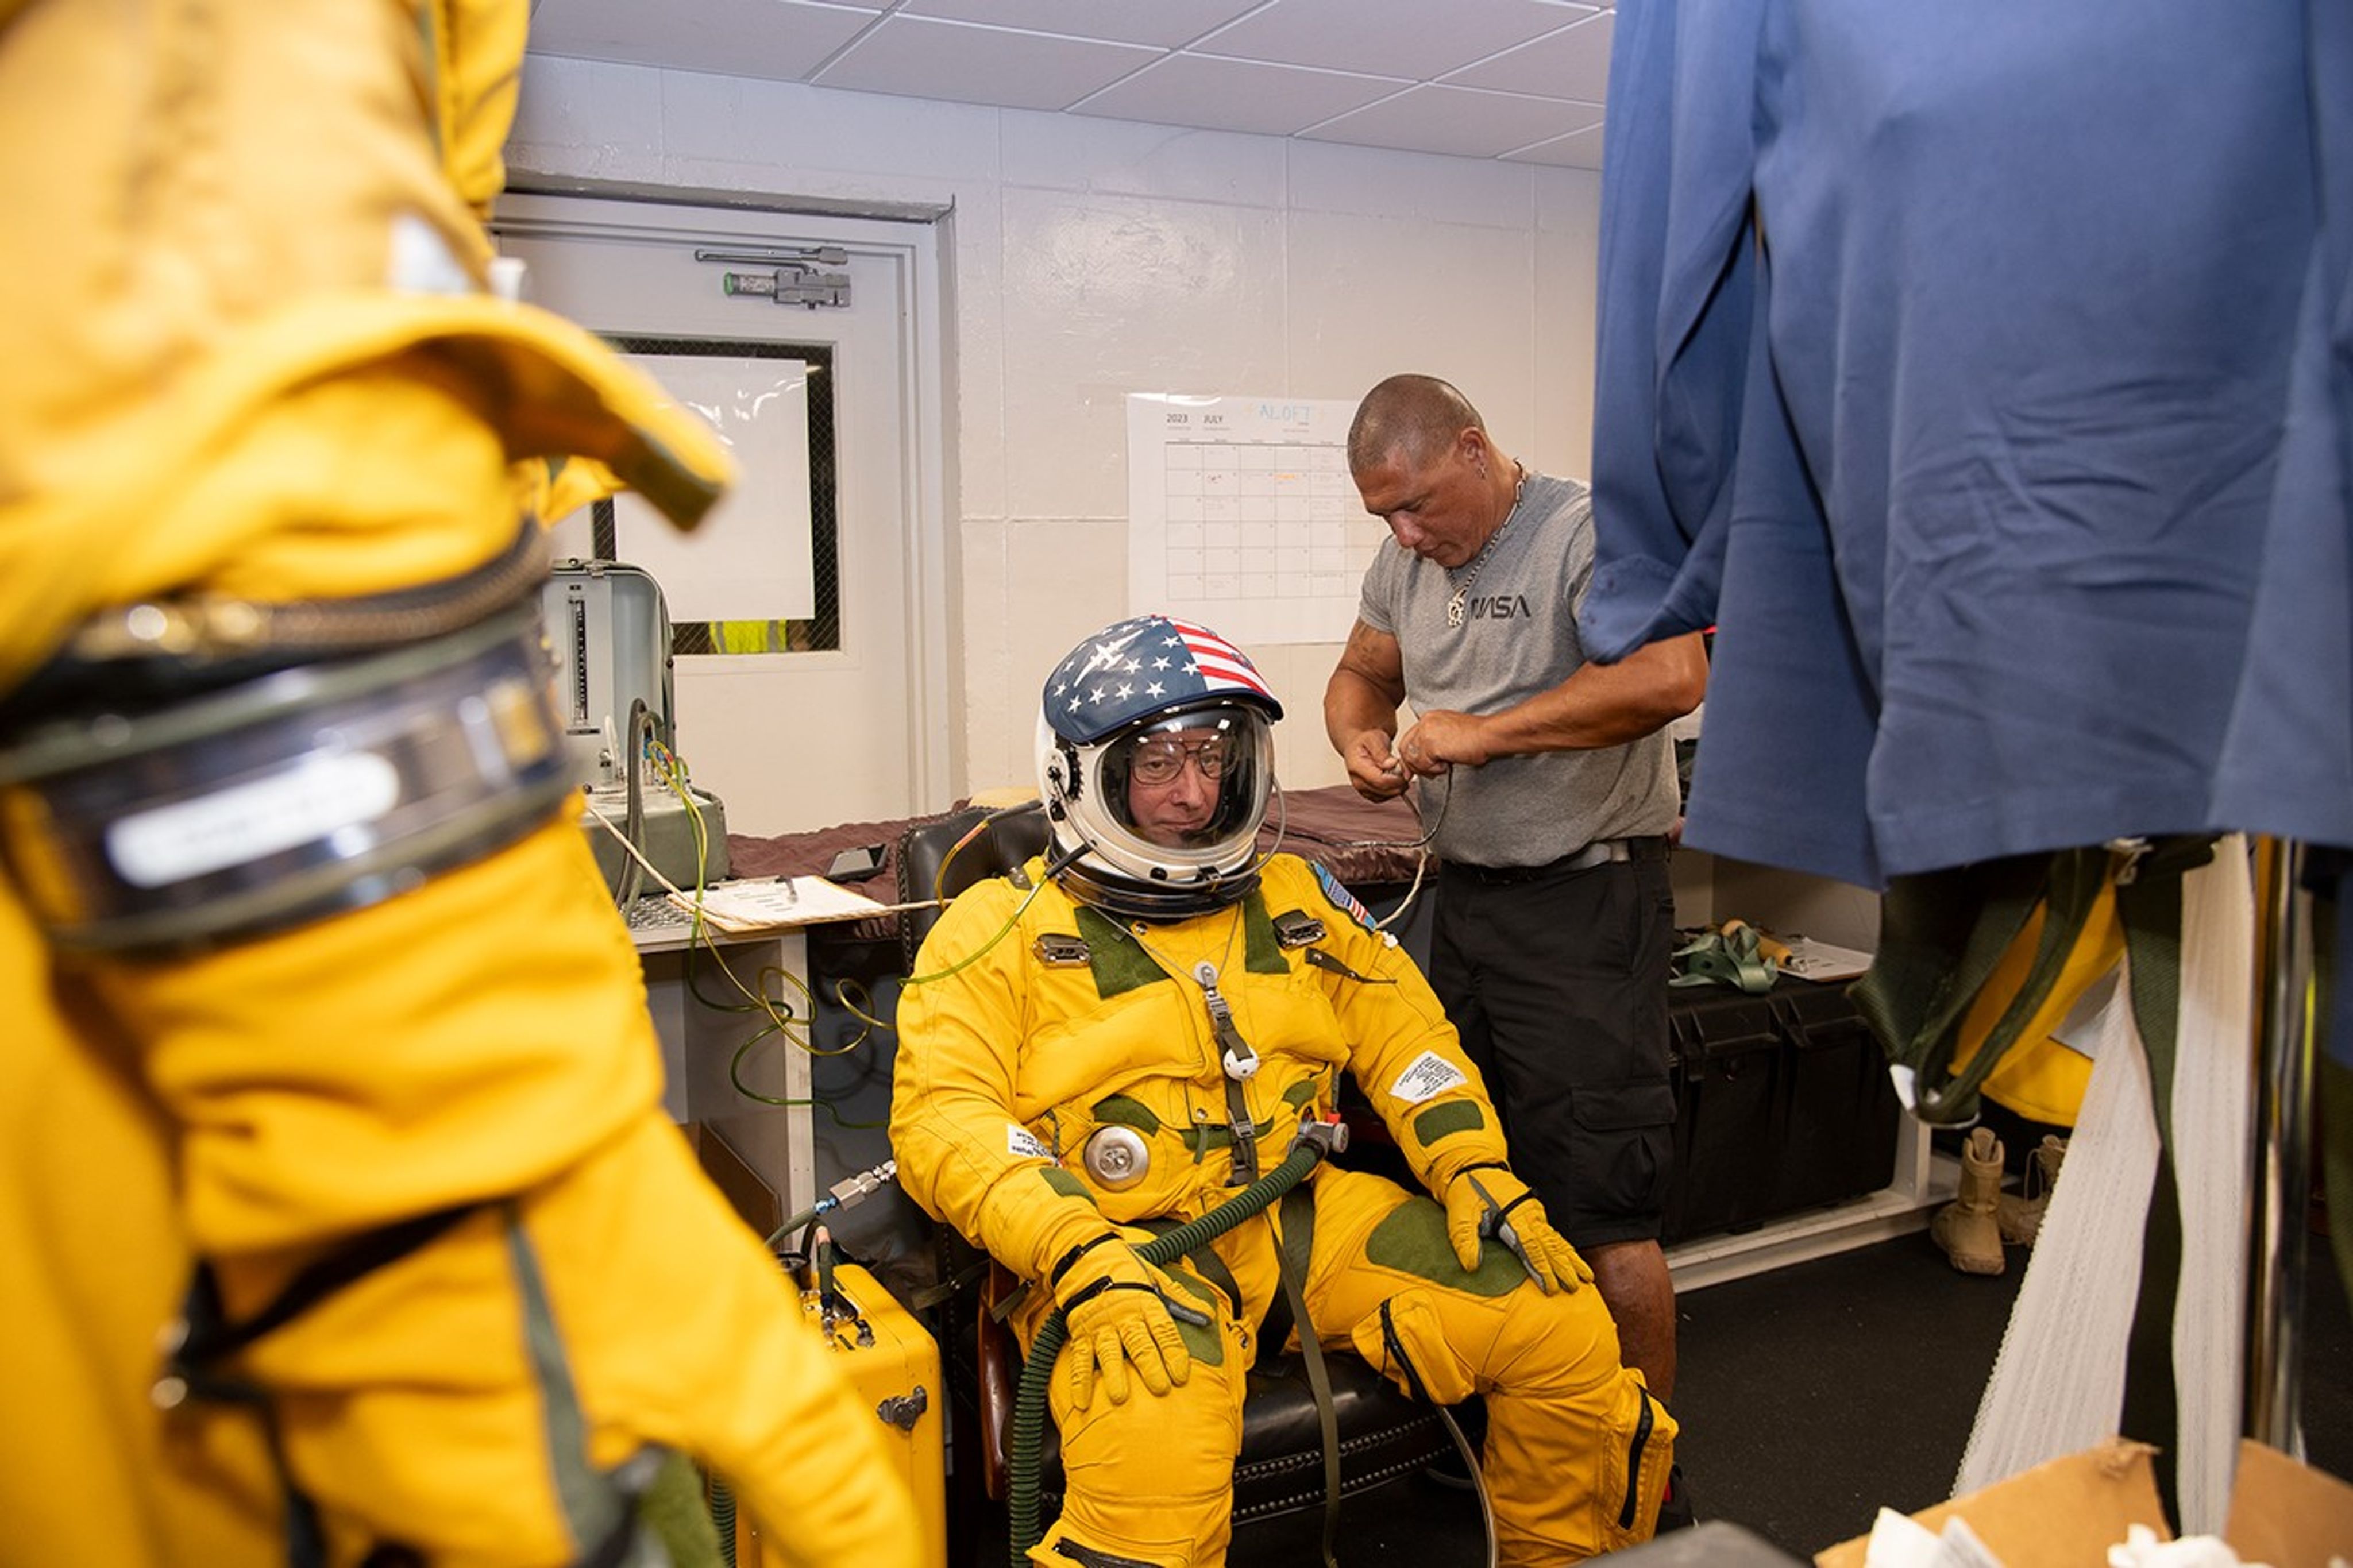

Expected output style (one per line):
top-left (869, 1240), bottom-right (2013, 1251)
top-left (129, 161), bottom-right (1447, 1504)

top-left (525, 0), bottom-right (1621, 163)
top-left (1304, 84), bottom-right (1601, 160)
top-left (895, 0), bottom-right (1266, 49)
top-left (1500, 121), bottom-right (1606, 170)
top-left (814, 14), bottom-right (1163, 110)
top-left (1194, 0), bottom-right (1572, 81)
top-left (1077, 55), bottom-right (1407, 140)
top-left (1444, 13), bottom-right (1612, 103)
top-left (527, 0), bottom-right (878, 79)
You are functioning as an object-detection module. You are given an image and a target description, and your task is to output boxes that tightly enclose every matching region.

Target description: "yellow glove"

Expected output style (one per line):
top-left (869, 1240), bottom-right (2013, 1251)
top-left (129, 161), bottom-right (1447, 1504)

top-left (1442, 1163), bottom-right (1594, 1296)
top-left (1050, 1236), bottom-right (1194, 1409)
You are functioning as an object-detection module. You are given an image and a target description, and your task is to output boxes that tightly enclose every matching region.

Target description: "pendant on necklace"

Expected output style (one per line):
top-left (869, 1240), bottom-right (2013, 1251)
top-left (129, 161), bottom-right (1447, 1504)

top-left (1446, 592), bottom-right (1467, 629)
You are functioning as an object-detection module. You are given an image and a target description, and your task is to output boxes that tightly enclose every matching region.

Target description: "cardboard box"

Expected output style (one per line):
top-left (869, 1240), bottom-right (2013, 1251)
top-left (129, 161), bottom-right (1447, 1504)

top-left (2223, 1440), bottom-right (2353, 1568)
top-left (1816, 1438), bottom-right (2353, 1568)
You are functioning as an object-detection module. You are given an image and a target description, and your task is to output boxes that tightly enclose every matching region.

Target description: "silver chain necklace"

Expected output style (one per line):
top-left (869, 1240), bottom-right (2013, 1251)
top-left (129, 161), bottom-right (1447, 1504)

top-left (1445, 464), bottom-right (1527, 629)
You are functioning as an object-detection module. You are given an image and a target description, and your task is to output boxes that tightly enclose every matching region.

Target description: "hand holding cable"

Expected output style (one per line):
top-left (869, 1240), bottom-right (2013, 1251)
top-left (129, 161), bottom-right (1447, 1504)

top-left (1049, 1234), bottom-right (1194, 1408)
top-left (1442, 1163), bottom-right (1593, 1296)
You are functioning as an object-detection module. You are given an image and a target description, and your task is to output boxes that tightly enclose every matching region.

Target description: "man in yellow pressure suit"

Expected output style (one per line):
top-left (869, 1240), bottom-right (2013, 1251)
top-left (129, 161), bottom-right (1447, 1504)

top-left (891, 615), bottom-right (1676, 1567)
top-left (0, 4), bottom-right (918, 1564)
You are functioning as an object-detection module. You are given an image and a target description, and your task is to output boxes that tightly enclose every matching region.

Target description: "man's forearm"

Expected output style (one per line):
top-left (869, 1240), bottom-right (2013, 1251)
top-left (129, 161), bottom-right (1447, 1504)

top-left (1323, 666), bottom-right (1402, 754)
top-left (1470, 633), bottom-right (1707, 757)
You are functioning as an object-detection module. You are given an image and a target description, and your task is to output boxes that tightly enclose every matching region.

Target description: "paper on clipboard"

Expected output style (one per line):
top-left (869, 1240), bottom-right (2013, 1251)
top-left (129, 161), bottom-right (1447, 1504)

top-left (1779, 936), bottom-right (1877, 983)
top-left (669, 876), bottom-right (892, 932)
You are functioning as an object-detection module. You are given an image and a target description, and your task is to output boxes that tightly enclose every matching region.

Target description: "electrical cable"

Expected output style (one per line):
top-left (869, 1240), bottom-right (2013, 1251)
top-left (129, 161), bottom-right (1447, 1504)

top-left (616, 700), bottom-right (645, 905)
top-left (1379, 1304), bottom-right (1498, 1568)
top-left (1259, 771), bottom-right (1448, 932)
top-left (586, 757), bottom-right (881, 1134)
top-left (895, 832), bottom-right (1090, 994)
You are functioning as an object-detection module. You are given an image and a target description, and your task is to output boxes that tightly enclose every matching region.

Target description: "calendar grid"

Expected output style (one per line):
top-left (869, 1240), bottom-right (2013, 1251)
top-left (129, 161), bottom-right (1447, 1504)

top-left (1128, 396), bottom-right (1381, 645)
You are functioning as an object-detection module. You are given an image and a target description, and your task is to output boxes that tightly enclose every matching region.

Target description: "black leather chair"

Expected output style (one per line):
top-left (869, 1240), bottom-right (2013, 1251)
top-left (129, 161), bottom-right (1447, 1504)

top-left (893, 805), bottom-right (1454, 1537)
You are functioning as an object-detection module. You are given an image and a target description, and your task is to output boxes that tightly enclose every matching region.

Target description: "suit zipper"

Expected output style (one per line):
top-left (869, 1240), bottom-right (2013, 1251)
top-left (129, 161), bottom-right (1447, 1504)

top-left (1617, 1387), bottom-right (1656, 1531)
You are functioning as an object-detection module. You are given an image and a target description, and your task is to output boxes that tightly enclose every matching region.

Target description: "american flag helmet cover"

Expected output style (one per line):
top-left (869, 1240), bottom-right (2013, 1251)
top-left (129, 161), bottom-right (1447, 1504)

top-left (1042, 614), bottom-right (1283, 747)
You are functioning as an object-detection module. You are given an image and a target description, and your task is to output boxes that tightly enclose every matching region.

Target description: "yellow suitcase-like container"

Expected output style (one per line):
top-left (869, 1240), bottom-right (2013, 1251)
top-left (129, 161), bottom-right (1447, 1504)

top-left (738, 1260), bottom-right (947, 1568)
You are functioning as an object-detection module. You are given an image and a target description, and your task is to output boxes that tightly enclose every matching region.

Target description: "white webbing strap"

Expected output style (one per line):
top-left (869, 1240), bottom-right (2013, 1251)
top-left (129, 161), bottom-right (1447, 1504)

top-left (1955, 837), bottom-right (2252, 1535)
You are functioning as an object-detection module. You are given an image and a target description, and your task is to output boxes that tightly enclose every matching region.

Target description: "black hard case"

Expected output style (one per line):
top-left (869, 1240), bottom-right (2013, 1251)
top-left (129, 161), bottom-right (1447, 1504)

top-left (1661, 979), bottom-right (1903, 1244)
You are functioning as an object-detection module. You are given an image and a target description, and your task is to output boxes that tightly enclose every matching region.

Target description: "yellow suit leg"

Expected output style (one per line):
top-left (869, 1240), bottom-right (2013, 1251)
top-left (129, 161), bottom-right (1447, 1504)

top-left (0, 883), bottom-right (280, 1566)
top-left (1299, 1167), bottom-right (1677, 1566)
top-left (1017, 1233), bottom-right (1251, 1568)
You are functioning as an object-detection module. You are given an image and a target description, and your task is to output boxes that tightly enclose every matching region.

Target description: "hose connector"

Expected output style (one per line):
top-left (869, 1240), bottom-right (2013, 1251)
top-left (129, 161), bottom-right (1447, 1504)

top-left (1290, 1111), bottom-right (1350, 1161)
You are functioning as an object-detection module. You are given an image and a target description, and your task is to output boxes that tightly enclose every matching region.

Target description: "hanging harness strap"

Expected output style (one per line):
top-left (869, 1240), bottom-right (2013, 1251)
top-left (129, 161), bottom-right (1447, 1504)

top-left (1193, 961), bottom-right (1263, 1185)
top-left (1851, 844), bottom-right (2120, 1125)
top-left (1269, 1182), bottom-right (1344, 1568)
top-left (157, 1200), bottom-right (669, 1568)
top-left (1853, 834), bottom-right (2215, 1517)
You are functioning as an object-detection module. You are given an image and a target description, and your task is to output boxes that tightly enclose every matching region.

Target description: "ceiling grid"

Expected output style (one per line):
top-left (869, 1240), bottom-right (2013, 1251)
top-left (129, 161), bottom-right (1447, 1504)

top-left (524, 0), bottom-right (1617, 168)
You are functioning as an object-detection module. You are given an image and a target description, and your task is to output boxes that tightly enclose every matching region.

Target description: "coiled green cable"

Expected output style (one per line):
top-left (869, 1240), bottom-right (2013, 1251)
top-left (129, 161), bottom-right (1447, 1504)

top-left (1008, 1142), bottom-right (1325, 1566)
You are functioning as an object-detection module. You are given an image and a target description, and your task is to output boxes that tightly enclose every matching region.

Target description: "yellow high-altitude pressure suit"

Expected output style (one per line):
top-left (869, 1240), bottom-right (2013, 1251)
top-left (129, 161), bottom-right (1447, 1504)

top-left (0, 3), bottom-right (919, 1563)
top-left (892, 855), bottom-right (1676, 1567)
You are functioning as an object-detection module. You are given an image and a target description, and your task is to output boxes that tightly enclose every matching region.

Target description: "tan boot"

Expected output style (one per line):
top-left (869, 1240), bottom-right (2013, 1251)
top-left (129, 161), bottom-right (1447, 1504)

top-left (1932, 1127), bottom-right (2007, 1275)
top-left (1996, 1134), bottom-right (2067, 1246)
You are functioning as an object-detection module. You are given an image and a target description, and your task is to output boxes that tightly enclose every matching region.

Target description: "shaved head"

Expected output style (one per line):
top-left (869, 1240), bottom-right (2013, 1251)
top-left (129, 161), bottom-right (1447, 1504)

top-left (1347, 374), bottom-right (1486, 476)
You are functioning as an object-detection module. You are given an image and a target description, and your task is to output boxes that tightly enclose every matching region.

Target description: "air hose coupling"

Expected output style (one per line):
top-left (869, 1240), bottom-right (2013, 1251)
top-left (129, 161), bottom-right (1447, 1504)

top-left (1289, 1111), bottom-right (1350, 1161)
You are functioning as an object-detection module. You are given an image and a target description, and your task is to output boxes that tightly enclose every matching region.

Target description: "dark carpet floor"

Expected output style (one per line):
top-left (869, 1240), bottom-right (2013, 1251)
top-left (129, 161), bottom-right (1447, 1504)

top-left (1143, 1221), bottom-right (2353, 1566)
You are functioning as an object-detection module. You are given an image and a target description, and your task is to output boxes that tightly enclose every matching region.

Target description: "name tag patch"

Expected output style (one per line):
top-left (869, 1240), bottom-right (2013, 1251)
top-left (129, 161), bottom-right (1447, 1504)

top-left (1389, 1051), bottom-right (1469, 1105)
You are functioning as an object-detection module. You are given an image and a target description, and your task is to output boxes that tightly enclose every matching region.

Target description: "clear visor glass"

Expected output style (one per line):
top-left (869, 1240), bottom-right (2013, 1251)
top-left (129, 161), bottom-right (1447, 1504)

top-left (1098, 709), bottom-right (1272, 859)
top-left (1127, 731), bottom-right (1237, 786)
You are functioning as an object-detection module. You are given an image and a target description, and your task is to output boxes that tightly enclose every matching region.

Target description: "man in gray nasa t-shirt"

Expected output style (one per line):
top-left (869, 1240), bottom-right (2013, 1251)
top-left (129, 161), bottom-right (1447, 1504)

top-left (1324, 374), bottom-right (1707, 1418)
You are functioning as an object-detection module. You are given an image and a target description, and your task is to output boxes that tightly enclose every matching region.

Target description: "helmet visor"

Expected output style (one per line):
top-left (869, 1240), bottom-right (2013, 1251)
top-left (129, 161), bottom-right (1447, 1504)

top-left (1096, 707), bottom-right (1274, 865)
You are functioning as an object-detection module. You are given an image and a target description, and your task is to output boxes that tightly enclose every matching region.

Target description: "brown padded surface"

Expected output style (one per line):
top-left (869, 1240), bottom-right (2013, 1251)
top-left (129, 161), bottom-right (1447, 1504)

top-left (723, 785), bottom-right (1432, 942)
top-left (1259, 783), bottom-right (1429, 888)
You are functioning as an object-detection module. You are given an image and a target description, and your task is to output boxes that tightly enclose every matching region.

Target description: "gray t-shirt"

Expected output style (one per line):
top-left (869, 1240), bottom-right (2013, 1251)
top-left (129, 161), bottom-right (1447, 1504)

top-left (1357, 473), bottom-right (1680, 868)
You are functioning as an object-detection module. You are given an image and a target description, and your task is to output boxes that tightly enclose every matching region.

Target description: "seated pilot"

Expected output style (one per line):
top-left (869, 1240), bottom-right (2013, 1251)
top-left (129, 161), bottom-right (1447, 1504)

top-left (889, 613), bottom-right (1676, 1567)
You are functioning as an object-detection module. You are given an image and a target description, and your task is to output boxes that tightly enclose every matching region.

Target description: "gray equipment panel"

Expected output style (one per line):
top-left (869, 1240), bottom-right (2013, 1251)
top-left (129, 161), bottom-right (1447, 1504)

top-left (543, 558), bottom-right (674, 789)
top-left (542, 559), bottom-right (730, 896)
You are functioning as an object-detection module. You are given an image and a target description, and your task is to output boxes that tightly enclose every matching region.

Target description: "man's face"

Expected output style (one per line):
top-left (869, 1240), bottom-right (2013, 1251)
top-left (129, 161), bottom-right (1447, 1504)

top-left (1123, 728), bottom-right (1235, 847)
top-left (1352, 430), bottom-right (1494, 569)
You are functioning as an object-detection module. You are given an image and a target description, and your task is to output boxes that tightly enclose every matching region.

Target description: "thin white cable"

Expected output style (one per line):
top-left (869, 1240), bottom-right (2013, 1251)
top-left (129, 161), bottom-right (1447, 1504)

top-left (582, 797), bottom-right (691, 899)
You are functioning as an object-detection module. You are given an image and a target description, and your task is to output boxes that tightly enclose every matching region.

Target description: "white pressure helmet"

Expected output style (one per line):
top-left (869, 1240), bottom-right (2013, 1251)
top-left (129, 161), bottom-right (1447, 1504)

top-left (1036, 614), bottom-right (1283, 921)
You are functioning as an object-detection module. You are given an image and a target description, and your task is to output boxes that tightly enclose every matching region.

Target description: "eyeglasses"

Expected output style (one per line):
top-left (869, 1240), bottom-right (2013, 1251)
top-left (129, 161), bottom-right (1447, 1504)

top-left (1128, 735), bottom-right (1236, 785)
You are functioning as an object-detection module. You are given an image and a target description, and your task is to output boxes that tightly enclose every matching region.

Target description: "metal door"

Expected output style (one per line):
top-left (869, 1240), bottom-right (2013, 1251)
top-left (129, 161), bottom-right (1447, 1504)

top-left (492, 193), bottom-right (950, 835)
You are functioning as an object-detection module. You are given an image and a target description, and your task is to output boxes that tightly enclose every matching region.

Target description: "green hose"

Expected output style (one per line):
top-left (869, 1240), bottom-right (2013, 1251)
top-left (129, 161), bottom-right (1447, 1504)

top-left (1008, 1142), bottom-right (1325, 1567)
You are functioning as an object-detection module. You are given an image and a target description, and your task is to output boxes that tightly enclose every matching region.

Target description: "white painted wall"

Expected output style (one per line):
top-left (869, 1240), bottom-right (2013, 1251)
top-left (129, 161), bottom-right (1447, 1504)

top-left (506, 59), bottom-right (1604, 807)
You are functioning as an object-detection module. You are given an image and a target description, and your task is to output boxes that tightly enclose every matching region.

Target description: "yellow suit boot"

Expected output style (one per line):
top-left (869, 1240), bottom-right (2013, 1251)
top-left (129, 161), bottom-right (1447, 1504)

top-left (1996, 1134), bottom-right (2067, 1246)
top-left (1931, 1127), bottom-right (2007, 1276)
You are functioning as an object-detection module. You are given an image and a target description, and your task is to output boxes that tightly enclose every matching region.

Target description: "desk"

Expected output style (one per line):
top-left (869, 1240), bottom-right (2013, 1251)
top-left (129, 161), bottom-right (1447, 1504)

top-left (632, 910), bottom-right (855, 1224)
